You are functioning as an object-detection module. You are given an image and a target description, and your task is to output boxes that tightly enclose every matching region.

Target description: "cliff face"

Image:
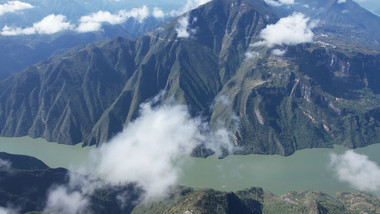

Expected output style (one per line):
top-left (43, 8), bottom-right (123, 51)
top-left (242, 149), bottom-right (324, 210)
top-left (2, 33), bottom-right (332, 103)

top-left (230, 46), bottom-right (380, 155)
top-left (1, 0), bottom-right (380, 155)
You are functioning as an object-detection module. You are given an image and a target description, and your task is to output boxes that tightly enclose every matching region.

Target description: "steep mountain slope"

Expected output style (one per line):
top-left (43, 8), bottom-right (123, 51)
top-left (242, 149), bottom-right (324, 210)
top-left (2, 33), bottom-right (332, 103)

top-left (133, 187), bottom-right (380, 214)
top-left (280, 0), bottom-right (380, 51)
top-left (0, 0), bottom-right (274, 147)
top-left (1, 0), bottom-right (380, 156)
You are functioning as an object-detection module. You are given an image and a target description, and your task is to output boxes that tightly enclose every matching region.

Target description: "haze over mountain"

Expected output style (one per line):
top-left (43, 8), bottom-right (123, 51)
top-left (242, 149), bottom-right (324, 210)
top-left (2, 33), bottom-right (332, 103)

top-left (0, 0), bottom-right (210, 80)
top-left (354, 0), bottom-right (380, 16)
top-left (0, 0), bottom-right (377, 80)
top-left (1, 0), bottom-right (380, 157)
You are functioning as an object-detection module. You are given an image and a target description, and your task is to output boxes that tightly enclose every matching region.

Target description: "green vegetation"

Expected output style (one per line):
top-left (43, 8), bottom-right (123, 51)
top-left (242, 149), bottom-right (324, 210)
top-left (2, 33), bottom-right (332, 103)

top-left (134, 187), bottom-right (380, 214)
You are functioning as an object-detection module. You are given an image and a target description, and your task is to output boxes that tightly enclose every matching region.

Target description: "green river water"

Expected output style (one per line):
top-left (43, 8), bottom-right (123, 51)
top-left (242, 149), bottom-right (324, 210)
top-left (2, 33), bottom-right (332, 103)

top-left (0, 136), bottom-right (379, 197)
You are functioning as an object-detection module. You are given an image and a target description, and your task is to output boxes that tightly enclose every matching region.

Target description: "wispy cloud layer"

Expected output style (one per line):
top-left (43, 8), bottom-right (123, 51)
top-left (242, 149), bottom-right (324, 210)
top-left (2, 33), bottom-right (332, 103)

top-left (170, 0), bottom-right (211, 16)
top-left (93, 98), bottom-right (204, 200)
top-left (264, 0), bottom-right (295, 7)
top-left (176, 16), bottom-right (191, 38)
top-left (0, 1), bottom-right (33, 16)
top-left (330, 150), bottom-right (380, 195)
top-left (245, 51), bottom-right (260, 60)
top-left (152, 7), bottom-right (165, 19)
top-left (176, 15), bottom-right (198, 38)
top-left (43, 171), bottom-right (100, 213)
top-left (43, 94), bottom-right (237, 209)
top-left (253, 12), bottom-right (317, 48)
top-left (44, 186), bottom-right (89, 214)
top-left (0, 158), bottom-right (11, 169)
top-left (0, 0), bottom-right (212, 36)
top-left (77, 6), bottom-right (150, 33)
top-left (272, 49), bottom-right (286, 56)
top-left (1, 5), bottom-right (164, 35)
top-left (89, 93), bottom-right (237, 201)
top-left (1, 14), bottom-right (73, 36)
top-left (0, 206), bottom-right (18, 214)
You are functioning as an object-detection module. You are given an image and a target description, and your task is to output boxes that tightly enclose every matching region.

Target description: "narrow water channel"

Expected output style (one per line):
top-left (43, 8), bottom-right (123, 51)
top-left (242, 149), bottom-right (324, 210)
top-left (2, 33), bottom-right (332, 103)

top-left (1, 136), bottom-right (379, 197)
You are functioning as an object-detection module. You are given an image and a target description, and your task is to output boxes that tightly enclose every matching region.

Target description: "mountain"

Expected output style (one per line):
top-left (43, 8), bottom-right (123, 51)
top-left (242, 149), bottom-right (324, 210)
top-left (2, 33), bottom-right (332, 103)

top-left (0, 153), bottom-right (68, 213)
top-left (0, 152), bottom-right (141, 214)
top-left (133, 187), bottom-right (380, 214)
top-left (1, 0), bottom-right (380, 156)
top-left (0, 0), bottom-right (176, 80)
top-left (277, 0), bottom-right (380, 51)
top-left (0, 17), bottom-right (165, 80)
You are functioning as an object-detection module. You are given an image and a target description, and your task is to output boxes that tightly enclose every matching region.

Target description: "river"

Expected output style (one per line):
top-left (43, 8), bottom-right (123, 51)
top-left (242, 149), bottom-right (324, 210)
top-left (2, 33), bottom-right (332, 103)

top-left (0, 136), bottom-right (379, 197)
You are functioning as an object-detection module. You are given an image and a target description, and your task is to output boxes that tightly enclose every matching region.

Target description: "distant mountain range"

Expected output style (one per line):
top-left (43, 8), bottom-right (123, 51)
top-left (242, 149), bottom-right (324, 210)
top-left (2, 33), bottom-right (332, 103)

top-left (1, 0), bottom-right (380, 156)
top-left (0, 17), bottom-right (165, 80)
top-left (0, 0), bottom-right (178, 80)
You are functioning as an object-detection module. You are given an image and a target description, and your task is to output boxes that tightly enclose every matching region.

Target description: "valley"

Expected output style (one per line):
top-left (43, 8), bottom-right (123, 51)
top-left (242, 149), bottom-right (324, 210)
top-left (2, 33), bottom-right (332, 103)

top-left (1, 0), bottom-right (380, 213)
top-left (1, 136), bottom-right (379, 198)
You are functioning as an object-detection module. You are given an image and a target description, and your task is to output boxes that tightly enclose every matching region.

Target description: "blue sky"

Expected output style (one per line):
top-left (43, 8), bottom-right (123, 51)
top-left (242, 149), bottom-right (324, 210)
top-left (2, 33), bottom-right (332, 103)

top-left (354, 0), bottom-right (380, 15)
top-left (0, 0), bottom-right (379, 36)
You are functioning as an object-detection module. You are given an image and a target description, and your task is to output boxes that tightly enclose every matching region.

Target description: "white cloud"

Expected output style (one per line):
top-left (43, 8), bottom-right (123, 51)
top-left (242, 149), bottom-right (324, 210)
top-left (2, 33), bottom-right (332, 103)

top-left (152, 7), bottom-right (165, 19)
top-left (1, 14), bottom-right (72, 36)
top-left (93, 98), bottom-right (204, 201)
top-left (42, 93), bottom-right (237, 207)
top-left (176, 16), bottom-right (191, 38)
top-left (91, 94), bottom-right (237, 201)
top-left (253, 12), bottom-right (317, 48)
top-left (43, 171), bottom-right (99, 214)
top-left (175, 15), bottom-right (198, 38)
top-left (206, 122), bottom-right (238, 156)
top-left (209, 96), bottom-right (241, 155)
top-left (245, 51), bottom-right (260, 60)
top-left (330, 150), bottom-right (380, 195)
top-left (76, 6), bottom-right (150, 33)
top-left (265, 0), bottom-right (295, 7)
top-left (0, 1), bottom-right (33, 16)
top-left (213, 95), bottom-right (230, 106)
top-left (44, 186), bottom-right (89, 214)
top-left (0, 206), bottom-right (18, 214)
top-left (272, 49), bottom-right (286, 56)
top-left (170, 0), bottom-right (211, 16)
top-left (338, 0), bottom-right (347, 3)
top-left (124, 5), bottom-right (150, 22)
top-left (0, 159), bottom-right (11, 169)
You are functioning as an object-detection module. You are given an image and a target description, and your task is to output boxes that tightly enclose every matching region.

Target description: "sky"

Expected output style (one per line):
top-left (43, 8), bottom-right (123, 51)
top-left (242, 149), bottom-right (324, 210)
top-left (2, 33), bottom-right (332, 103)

top-left (0, 0), bottom-right (212, 35)
top-left (354, 0), bottom-right (380, 15)
top-left (0, 0), bottom-right (379, 36)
